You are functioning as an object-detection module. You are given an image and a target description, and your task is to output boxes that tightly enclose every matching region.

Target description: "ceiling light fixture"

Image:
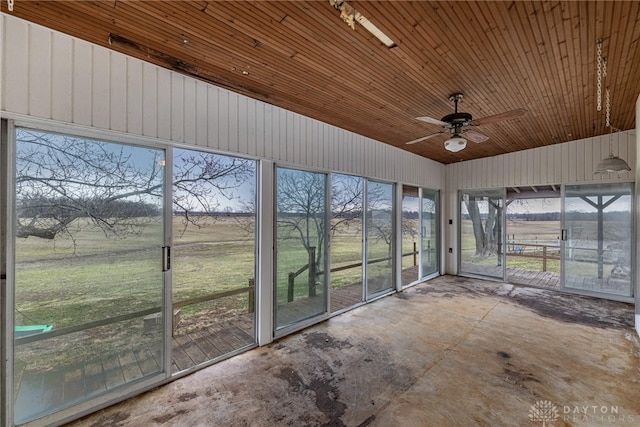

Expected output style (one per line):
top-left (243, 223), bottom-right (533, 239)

top-left (593, 40), bottom-right (630, 175)
top-left (444, 136), bottom-right (467, 152)
top-left (328, 0), bottom-right (396, 48)
top-left (594, 126), bottom-right (631, 174)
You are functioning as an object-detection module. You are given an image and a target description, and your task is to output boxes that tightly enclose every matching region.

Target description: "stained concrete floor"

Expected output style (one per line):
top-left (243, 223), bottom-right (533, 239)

top-left (70, 275), bottom-right (640, 426)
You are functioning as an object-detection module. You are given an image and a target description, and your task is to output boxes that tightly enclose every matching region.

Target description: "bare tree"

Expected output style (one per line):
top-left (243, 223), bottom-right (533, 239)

top-left (15, 130), bottom-right (254, 241)
top-left (330, 174), bottom-right (363, 235)
top-left (463, 194), bottom-right (502, 258)
top-left (276, 169), bottom-right (326, 267)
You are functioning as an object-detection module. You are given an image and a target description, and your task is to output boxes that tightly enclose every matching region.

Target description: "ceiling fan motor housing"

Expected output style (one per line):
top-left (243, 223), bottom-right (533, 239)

top-left (441, 112), bottom-right (473, 129)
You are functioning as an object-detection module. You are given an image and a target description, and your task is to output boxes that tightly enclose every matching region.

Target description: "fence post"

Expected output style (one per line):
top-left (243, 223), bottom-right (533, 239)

top-left (308, 246), bottom-right (316, 297)
top-left (287, 272), bottom-right (295, 302)
top-left (248, 278), bottom-right (255, 313)
top-left (542, 246), bottom-right (547, 272)
top-left (413, 241), bottom-right (417, 266)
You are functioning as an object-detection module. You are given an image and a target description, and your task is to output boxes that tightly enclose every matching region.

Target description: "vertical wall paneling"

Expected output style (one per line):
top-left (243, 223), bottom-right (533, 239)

top-left (285, 111), bottom-right (294, 163)
top-left (509, 153), bottom-right (518, 187)
top-left (72, 40), bottom-right (92, 126)
top-left (126, 59), bottom-right (143, 136)
top-left (553, 144), bottom-right (563, 183)
top-left (325, 125), bottom-right (334, 172)
top-left (217, 88), bottom-right (229, 152)
top-left (237, 95), bottom-right (248, 155)
top-left (274, 109), bottom-right (283, 162)
top-left (247, 98), bottom-right (258, 157)
top-left (170, 72), bottom-right (184, 142)
top-left (142, 63), bottom-right (158, 138)
top-left (532, 148), bottom-right (541, 183)
top-left (254, 101), bottom-right (265, 158)
top-left (306, 119), bottom-right (314, 168)
top-left (567, 141), bottom-right (577, 182)
top-left (540, 147), bottom-right (549, 184)
top-left (156, 68), bottom-right (172, 141)
top-left (524, 149), bottom-right (532, 184)
top-left (194, 81), bottom-right (208, 146)
top-left (91, 48), bottom-right (110, 129)
top-left (28, 24), bottom-right (52, 118)
top-left (182, 77), bottom-right (197, 146)
top-left (51, 33), bottom-right (73, 122)
top-left (109, 53), bottom-right (127, 132)
top-left (583, 139), bottom-right (593, 181)
top-left (599, 134), bottom-right (609, 178)
top-left (292, 113), bottom-right (301, 165)
top-left (309, 120), bottom-right (318, 168)
top-left (480, 158), bottom-right (488, 188)
top-left (490, 156), bottom-right (499, 187)
top-left (262, 104), bottom-right (272, 159)
top-left (206, 86), bottom-right (220, 149)
top-left (2, 16), bottom-right (29, 114)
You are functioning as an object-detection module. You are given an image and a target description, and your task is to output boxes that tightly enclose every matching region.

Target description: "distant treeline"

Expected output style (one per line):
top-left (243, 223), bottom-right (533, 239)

top-left (18, 197), bottom-right (161, 218)
top-left (173, 210), bottom-right (254, 217)
top-left (506, 211), bottom-right (630, 221)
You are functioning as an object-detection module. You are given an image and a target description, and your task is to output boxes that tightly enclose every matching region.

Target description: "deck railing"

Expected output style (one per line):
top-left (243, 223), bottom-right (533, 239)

top-left (285, 242), bottom-right (424, 302)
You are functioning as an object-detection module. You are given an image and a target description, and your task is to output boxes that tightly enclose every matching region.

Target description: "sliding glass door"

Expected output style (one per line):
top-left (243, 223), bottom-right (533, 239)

top-left (274, 167), bottom-right (327, 330)
top-left (459, 189), bottom-right (505, 280)
top-left (13, 129), bottom-right (165, 424)
top-left (401, 186), bottom-right (419, 286)
top-left (366, 180), bottom-right (394, 297)
top-left (420, 189), bottom-right (439, 279)
top-left (563, 183), bottom-right (633, 298)
top-left (171, 149), bottom-right (256, 373)
top-left (330, 174), bottom-right (364, 313)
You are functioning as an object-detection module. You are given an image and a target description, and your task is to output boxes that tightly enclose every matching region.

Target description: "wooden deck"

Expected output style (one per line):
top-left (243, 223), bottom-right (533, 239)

top-left (14, 313), bottom-right (256, 423)
top-left (507, 268), bottom-right (560, 289)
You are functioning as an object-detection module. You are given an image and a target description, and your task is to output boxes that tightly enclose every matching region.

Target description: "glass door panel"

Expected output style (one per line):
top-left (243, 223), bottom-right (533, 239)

top-left (13, 129), bottom-right (165, 424)
top-left (275, 168), bottom-right (327, 330)
top-left (421, 189), bottom-right (439, 279)
top-left (506, 192), bottom-right (561, 288)
top-left (171, 149), bottom-right (256, 373)
top-left (401, 186), bottom-right (419, 286)
top-left (563, 183), bottom-right (633, 298)
top-left (366, 181), bottom-right (394, 297)
top-left (460, 189), bottom-right (505, 280)
top-left (330, 174), bottom-right (364, 313)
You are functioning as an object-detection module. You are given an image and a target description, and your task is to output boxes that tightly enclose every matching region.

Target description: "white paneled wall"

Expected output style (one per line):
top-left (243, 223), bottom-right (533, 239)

top-left (0, 14), bottom-right (444, 189)
top-left (443, 131), bottom-right (636, 274)
top-left (447, 131), bottom-right (635, 190)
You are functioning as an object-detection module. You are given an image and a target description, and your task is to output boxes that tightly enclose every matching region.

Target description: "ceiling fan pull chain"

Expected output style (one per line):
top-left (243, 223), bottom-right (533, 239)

top-left (596, 39), bottom-right (602, 112)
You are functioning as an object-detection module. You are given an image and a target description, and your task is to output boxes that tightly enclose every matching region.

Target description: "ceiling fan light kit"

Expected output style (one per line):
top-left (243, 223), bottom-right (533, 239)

top-left (444, 136), bottom-right (467, 152)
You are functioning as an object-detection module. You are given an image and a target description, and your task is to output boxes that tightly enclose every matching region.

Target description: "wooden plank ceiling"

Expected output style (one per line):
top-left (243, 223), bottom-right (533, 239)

top-left (2, 1), bottom-right (639, 164)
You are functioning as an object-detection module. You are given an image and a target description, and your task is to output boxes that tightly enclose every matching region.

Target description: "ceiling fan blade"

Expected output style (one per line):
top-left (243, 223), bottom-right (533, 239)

top-left (406, 131), bottom-right (444, 145)
top-left (416, 116), bottom-right (449, 127)
top-left (471, 108), bottom-right (527, 126)
top-left (462, 130), bottom-right (489, 143)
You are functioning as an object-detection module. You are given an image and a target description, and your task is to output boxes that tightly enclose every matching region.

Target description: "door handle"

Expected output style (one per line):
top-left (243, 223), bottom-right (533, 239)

top-left (561, 229), bottom-right (567, 241)
top-left (162, 246), bottom-right (171, 271)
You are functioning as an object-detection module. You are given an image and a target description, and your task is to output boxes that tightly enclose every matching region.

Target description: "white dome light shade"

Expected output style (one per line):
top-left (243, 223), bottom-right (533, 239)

top-left (444, 136), bottom-right (467, 152)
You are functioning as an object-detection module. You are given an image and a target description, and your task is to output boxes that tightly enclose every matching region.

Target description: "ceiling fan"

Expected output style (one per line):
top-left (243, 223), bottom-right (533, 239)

top-left (407, 93), bottom-right (527, 152)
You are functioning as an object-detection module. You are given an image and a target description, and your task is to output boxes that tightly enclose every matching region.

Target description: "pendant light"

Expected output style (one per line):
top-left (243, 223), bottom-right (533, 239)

top-left (593, 39), bottom-right (631, 175)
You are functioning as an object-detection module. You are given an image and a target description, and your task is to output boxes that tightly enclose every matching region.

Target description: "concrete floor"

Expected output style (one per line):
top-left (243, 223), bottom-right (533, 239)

top-left (70, 275), bottom-right (640, 426)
